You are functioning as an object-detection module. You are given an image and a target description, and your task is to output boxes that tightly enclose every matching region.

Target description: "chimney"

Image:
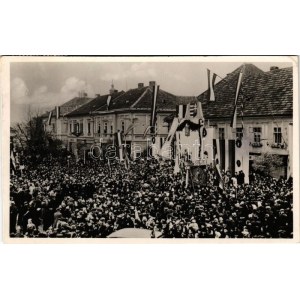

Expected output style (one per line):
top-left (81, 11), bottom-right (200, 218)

top-left (270, 66), bottom-right (279, 71)
top-left (138, 83), bottom-right (144, 89)
top-left (149, 81), bottom-right (156, 88)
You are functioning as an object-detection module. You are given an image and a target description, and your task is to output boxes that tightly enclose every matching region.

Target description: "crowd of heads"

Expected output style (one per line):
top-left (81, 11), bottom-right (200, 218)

top-left (10, 156), bottom-right (293, 238)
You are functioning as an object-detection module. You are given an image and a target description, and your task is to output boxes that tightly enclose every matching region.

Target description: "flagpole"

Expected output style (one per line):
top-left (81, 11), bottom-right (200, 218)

top-left (213, 64), bottom-right (250, 101)
top-left (107, 157), bottom-right (111, 177)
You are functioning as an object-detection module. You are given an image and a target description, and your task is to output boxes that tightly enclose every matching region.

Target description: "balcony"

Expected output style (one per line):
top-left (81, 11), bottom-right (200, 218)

top-left (271, 143), bottom-right (287, 149)
top-left (251, 142), bottom-right (263, 148)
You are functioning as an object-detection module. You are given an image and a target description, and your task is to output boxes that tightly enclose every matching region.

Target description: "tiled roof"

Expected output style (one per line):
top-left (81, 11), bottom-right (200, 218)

top-left (60, 97), bottom-right (92, 108)
top-left (101, 86), bottom-right (196, 112)
top-left (197, 64), bottom-right (293, 119)
top-left (41, 97), bottom-right (92, 118)
top-left (134, 88), bottom-right (176, 110)
top-left (66, 91), bottom-right (124, 116)
top-left (107, 87), bottom-right (149, 110)
top-left (176, 96), bottom-right (198, 105)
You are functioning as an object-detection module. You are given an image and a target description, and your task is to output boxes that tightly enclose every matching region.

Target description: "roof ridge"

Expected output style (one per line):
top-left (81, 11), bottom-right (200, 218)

top-left (264, 66), bottom-right (293, 74)
top-left (130, 87), bottom-right (151, 108)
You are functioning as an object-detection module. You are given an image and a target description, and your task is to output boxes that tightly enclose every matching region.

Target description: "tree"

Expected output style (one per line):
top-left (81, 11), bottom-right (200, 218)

top-left (11, 109), bottom-right (66, 163)
top-left (252, 152), bottom-right (284, 176)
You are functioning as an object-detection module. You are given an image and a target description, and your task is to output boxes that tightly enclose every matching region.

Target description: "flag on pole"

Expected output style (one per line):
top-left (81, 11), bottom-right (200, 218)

top-left (220, 139), bottom-right (235, 175)
top-left (124, 145), bottom-right (130, 170)
top-left (185, 168), bottom-right (189, 188)
top-left (107, 157), bottom-right (112, 176)
top-left (235, 132), bottom-right (250, 184)
top-left (198, 121), bottom-right (204, 161)
top-left (176, 104), bottom-right (187, 121)
top-left (10, 149), bottom-right (16, 174)
top-left (174, 154), bottom-right (180, 175)
top-left (241, 102), bottom-right (244, 131)
top-left (196, 101), bottom-right (204, 119)
top-left (160, 117), bottom-right (179, 159)
top-left (150, 84), bottom-right (159, 136)
top-left (207, 69), bottom-right (217, 101)
top-left (114, 131), bottom-right (124, 161)
top-left (55, 106), bottom-right (60, 119)
top-left (47, 111), bottom-right (52, 125)
top-left (174, 132), bottom-right (181, 174)
top-left (287, 123), bottom-right (293, 179)
top-left (196, 102), bottom-right (205, 161)
top-left (184, 103), bottom-right (191, 120)
top-left (230, 65), bottom-right (245, 128)
top-left (107, 95), bottom-right (112, 109)
top-left (213, 139), bottom-right (224, 189)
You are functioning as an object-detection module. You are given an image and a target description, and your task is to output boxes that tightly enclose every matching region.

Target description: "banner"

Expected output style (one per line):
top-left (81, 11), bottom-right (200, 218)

top-left (230, 65), bottom-right (245, 128)
top-left (114, 131), bottom-right (124, 161)
top-left (207, 69), bottom-right (217, 101)
top-left (150, 84), bottom-right (159, 136)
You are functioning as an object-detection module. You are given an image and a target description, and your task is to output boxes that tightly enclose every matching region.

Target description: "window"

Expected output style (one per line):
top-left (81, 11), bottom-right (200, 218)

top-left (219, 128), bottom-right (225, 140)
top-left (98, 123), bottom-right (101, 134)
top-left (88, 122), bottom-right (91, 134)
top-left (236, 127), bottom-right (243, 140)
top-left (253, 127), bottom-right (262, 143)
top-left (80, 123), bottom-right (83, 133)
top-left (104, 122), bottom-right (108, 135)
top-left (70, 123), bottom-right (72, 133)
top-left (121, 121), bottom-right (125, 132)
top-left (274, 127), bottom-right (282, 144)
top-left (110, 125), bottom-right (113, 135)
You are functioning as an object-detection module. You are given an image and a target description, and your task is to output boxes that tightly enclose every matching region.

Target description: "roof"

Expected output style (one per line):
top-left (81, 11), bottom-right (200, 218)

top-left (66, 91), bottom-right (124, 117)
top-left (197, 64), bottom-right (293, 119)
top-left (59, 97), bottom-right (93, 116)
top-left (93, 86), bottom-right (196, 113)
top-left (41, 96), bottom-right (92, 118)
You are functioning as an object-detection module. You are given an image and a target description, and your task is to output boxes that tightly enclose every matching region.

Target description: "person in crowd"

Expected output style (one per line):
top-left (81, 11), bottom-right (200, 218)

top-left (9, 155), bottom-right (293, 239)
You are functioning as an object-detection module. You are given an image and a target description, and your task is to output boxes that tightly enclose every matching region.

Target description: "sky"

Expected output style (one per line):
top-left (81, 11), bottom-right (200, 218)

top-left (10, 59), bottom-right (293, 124)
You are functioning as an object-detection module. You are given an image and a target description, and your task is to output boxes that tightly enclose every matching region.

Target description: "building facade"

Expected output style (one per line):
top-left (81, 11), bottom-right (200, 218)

top-left (198, 64), bottom-right (293, 178)
top-left (64, 82), bottom-right (192, 160)
top-left (42, 92), bottom-right (92, 147)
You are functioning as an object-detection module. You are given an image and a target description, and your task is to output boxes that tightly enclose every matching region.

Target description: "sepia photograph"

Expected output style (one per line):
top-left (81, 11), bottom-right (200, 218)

top-left (2, 56), bottom-right (298, 242)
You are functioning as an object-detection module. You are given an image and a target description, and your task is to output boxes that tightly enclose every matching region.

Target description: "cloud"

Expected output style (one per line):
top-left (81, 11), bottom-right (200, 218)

top-left (60, 77), bottom-right (94, 101)
top-left (61, 77), bottom-right (86, 94)
top-left (34, 85), bottom-right (48, 95)
top-left (11, 77), bottom-right (29, 104)
top-left (100, 62), bottom-right (157, 81)
top-left (11, 76), bottom-right (95, 124)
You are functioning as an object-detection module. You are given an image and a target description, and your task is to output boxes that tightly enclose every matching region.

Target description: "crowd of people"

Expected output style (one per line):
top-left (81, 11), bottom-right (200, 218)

top-left (9, 156), bottom-right (293, 238)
